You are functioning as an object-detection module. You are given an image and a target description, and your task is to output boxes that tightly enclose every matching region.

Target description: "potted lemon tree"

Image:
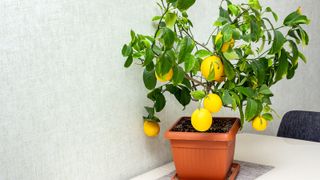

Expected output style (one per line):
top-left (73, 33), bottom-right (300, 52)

top-left (121, 0), bottom-right (309, 179)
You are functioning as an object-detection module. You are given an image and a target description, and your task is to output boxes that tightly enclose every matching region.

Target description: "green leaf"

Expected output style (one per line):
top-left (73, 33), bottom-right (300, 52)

top-left (143, 69), bottom-right (157, 90)
top-left (288, 29), bottom-right (301, 44)
top-left (269, 31), bottom-right (286, 54)
top-left (165, 13), bottom-right (177, 30)
top-left (161, 28), bottom-right (175, 50)
top-left (145, 61), bottom-right (154, 71)
top-left (147, 89), bottom-right (166, 112)
top-left (176, 0), bottom-right (196, 11)
top-left (172, 66), bottom-right (185, 85)
top-left (178, 36), bottom-right (195, 63)
top-left (214, 17), bottom-right (229, 26)
top-left (173, 86), bottom-right (191, 107)
top-left (144, 48), bottom-right (154, 66)
top-left (195, 50), bottom-right (212, 58)
top-left (258, 35), bottom-right (266, 53)
top-left (154, 93), bottom-right (166, 112)
top-left (181, 78), bottom-right (192, 89)
top-left (228, 4), bottom-right (239, 16)
top-left (298, 51), bottom-right (307, 63)
top-left (124, 56), bottom-right (133, 68)
top-left (286, 63), bottom-right (298, 79)
top-left (297, 27), bottom-right (309, 46)
top-left (132, 52), bottom-right (143, 58)
top-left (266, 7), bottom-right (278, 21)
top-left (262, 113), bottom-right (273, 121)
top-left (130, 30), bottom-right (136, 41)
top-left (248, 0), bottom-right (262, 10)
top-left (221, 58), bottom-right (235, 80)
top-left (222, 90), bottom-right (233, 105)
top-left (259, 84), bottom-right (273, 95)
top-left (250, 17), bottom-right (261, 42)
top-left (167, 0), bottom-right (177, 3)
top-left (288, 40), bottom-right (299, 66)
top-left (232, 28), bottom-right (241, 40)
top-left (245, 98), bottom-right (259, 121)
top-left (235, 87), bottom-right (255, 97)
top-left (283, 11), bottom-right (310, 26)
top-left (144, 106), bottom-right (155, 116)
top-left (222, 25), bottom-right (234, 42)
top-left (152, 16), bottom-right (162, 21)
top-left (251, 58), bottom-right (267, 85)
top-left (219, 7), bottom-right (231, 20)
top-left (156, 51), bottom-right (174, 76)
top-left (122, 44), bottom-right (132, 57)
top-left (184, 54), bottom-right (196, 72)
top-left (190, 90), bottom-right (206, 100)
top-left (143, 116), bottom-right (160, 122)
top-left (223, 50), bottom-right (239, 60)
top-left (275, 49), bottom-right (289, 82)
top-left (230, 92), bottom-right (240, 109)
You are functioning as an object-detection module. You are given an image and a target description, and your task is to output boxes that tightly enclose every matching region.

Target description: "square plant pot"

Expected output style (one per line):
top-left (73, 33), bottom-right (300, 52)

top-left (165, 117), bottom-right (240, 180)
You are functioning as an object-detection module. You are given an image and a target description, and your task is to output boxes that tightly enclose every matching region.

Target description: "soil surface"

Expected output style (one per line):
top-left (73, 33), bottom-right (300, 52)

top-left (171, 117), bottom-right (236, 133)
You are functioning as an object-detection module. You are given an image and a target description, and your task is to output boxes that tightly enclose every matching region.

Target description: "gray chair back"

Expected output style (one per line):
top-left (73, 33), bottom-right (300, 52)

top-left (277, 111), bottom-right (320, 142)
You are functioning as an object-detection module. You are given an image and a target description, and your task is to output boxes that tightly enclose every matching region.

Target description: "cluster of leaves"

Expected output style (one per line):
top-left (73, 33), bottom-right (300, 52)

top-left (121, 0), bottom-right (310, 125)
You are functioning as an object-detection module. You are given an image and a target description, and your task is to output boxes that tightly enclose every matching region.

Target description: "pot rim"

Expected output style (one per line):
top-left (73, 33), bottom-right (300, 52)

top-left (164, 116), bottom-right (240, 141)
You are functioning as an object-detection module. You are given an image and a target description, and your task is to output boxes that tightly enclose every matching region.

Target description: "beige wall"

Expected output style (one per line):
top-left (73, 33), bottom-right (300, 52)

top-left (0, 0), bottom-right (319, 179)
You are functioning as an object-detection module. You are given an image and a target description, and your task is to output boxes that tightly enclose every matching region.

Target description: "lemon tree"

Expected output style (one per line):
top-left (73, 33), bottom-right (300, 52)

top-left (121, 0), bottom-right (310, 132)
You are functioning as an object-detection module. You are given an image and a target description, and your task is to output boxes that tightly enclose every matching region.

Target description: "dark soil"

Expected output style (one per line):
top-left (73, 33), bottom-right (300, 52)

top-left (171, 117), bottom-right (236, 133)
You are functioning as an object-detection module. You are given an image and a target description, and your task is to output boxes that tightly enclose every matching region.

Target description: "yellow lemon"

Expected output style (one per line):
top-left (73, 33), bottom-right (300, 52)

top-left (155, 68), bottom-right (173, 82)
top-left (200, 56), bottom-right (224, 81)
top-left (215, 32), bottom-right (235, 53)
top-left (191, 108), bottom-right (212, 132)
top-left (144, 120), bottom-right (160, 137)
top-left (252, 116), bottom-right (268, 131)
top-left (216, 70), bottom-right (225, 83)
top-left (203, 94), bottom-right (223, 113)
top-left (221, 38), bottom-right (235, 53)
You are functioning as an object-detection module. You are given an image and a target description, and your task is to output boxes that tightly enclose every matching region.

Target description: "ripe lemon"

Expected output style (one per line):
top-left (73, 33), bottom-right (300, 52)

top-left (200, 56), bottom-right (224, 81)
top-left (191, 108), bottom-right (212, 132)
top-left (252, 116), bottom-right (268, 131)
top-left (155, 68), bottom-right (173, 82)
top-left (203, 94), bottom-right (223, 113)
top-left (215, 32), bottom-right (235, 53)
top-left (144, 120), bottom-right (160, 137)
top-left (221, 38), bottom-right (235, 53)
top-left (216, 70), bottom-right (225, 83)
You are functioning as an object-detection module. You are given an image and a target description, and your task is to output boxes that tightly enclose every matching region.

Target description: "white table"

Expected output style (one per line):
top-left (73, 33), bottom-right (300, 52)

top-left (132, 133), bottom-right (320, 180)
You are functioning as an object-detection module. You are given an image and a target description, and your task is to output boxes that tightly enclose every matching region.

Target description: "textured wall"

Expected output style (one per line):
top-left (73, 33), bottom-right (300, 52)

top-left (0, 0), bottom-right (319, 179)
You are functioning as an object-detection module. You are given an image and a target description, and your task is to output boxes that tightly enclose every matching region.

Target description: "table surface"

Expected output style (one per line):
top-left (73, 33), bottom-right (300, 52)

top-left (131, 133), bottom-right (320, 180)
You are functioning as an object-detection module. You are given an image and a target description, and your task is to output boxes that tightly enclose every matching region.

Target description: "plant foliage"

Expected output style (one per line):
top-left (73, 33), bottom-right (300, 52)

top-left (121, 0), bottom-right (310, 125)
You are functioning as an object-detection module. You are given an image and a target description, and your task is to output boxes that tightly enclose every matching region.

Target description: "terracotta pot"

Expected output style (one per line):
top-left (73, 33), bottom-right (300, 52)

top-left (165, 117), bottom-right (240, 180)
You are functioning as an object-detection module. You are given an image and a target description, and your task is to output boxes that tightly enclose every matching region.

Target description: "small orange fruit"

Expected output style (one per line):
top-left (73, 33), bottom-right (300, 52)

top-left (203, 94), bottom-right (223, 113)
top-left (200, 56), bottom-right (224, 81)
top-left (144, 120), bottom-right (160, 137)
top-left (191, 108), bottom-right (212, 132)
top-left (155, 68), bottom-right (173, 82)
top-left (252, 116), bottom-right (268, 131)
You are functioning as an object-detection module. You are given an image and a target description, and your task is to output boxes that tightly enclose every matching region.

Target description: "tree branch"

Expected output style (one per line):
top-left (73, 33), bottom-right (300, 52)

top-left (185, 74), bottom-right (206, 88)
top-left (181, 27), bottom-right (212, 52)
top-left (151, 2), bottom-right (170, 56)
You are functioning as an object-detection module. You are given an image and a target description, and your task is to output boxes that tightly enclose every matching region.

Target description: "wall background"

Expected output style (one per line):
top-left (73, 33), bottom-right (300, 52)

top-left (0, 0), bottom-right (319, 179)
